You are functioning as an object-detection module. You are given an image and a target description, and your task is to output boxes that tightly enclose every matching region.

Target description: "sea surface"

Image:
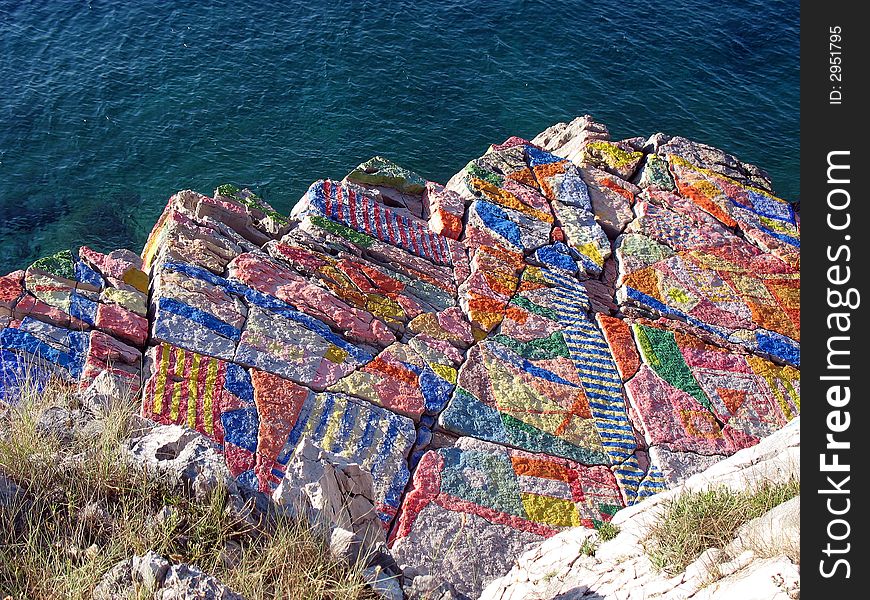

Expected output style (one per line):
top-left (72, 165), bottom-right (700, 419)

top-left (0, 0), bottom-right (799, 273)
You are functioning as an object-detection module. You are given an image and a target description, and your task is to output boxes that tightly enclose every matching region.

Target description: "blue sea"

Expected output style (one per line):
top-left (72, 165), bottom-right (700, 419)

top-left (0, 0), bottom-right (799, 274)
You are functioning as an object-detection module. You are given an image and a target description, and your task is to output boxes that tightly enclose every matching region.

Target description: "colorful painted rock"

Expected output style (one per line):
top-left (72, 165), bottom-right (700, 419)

top-left (389, 436), bottom-right (624, 598)
top-left (142, 343), bottom-right (415, 525)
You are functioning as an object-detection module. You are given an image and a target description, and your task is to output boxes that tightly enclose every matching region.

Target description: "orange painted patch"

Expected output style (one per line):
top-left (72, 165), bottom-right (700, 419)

top-left (679, 409), bottom-right (723, 439)
top-left (716, 388), bottom-right (747, 416)
top-left (622, 268), bottom-right (661, 298)
top-left (554, 390), bottom-right (593, 435)
top-left (511, 456), bottom-right (573, 482)
top-left (367, 356), bottom-right (418, 386)
top-left (598, 177), bottom-right (635, 202)
top-left (596, 314), bottom-right (641, 380)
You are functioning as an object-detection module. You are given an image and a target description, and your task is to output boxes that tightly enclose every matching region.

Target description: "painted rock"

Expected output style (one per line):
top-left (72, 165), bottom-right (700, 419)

top-left (389, 436), bottom-right (624, 599)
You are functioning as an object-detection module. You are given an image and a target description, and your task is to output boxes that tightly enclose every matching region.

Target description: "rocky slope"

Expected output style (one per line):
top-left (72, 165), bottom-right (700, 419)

top-left (0, 116), bottom-right (800, 598)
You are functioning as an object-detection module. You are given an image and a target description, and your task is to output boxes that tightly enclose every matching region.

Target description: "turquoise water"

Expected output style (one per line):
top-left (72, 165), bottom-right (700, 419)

top-left (0, 0), bottom-right (799, 273)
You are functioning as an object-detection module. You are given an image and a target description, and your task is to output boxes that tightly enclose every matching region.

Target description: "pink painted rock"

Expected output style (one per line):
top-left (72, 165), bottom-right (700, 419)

top-left (407, 306), bottom-right (474, 349)
top-left (581, 167), bottom-right (639, 237)
top-left (79, 246), bottom-right (148, 293)
top-left (0, 270), bottom-right (25, 314)
top-left (79, 330), bottom-right (143, 397)
top-left (423, 181), bottom-right (464, 240)
top-left (142, 206), bottom-right (243, 274)
top-left (13, 293), bottom-right (86, 330)
top-left (625, 365), bottom-right (736, 455)
top-left (229, 252), bottom-right (396, 347)
top-left (530, 115), bottom-right (611, 166)
top-left (390, 436), bottom-right (624, 599)
top-left (250, 370), bottom-right (311, 491)
top-left (95, 303), bottom-right (148, 347)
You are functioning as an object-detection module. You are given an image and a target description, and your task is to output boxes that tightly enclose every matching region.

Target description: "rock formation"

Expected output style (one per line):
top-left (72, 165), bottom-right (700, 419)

top-left (0, 115), bottom-right (800, 598)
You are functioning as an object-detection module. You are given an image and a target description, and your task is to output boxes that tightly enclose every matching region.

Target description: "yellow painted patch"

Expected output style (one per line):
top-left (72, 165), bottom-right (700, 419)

top-left (521, 265), bottom-right (547, 284)
top-left (152, 344), bottom-right (171, 414)
top-left (471, 326), bottom-right (489, 342)
top-left (521, 493), bottom-right (579, 527)
top-left (187, 352), bottom-right (201, 429)
top-left (747, 356), bottom-right (801, 418)
top-left (170, 348), bottom-right (185, 422)
top-left (203, 356), bottom-right (219, 435)
top-left (576, 241), bottom-right (605, 267)
top-left (366, 295), bottom-right (404, 319)
top-left (324, 344), bottom-right (349, 364)
top-left (321, 410), bottom-right (342, 453)
top-left (122, 268), bottom-right (150, 294)
top-left (431, 363), bottom-right (457, 384)
top-left (666, 287), bottom-right (694, 305)
top-left (583, 141), bottom-right (643, 169)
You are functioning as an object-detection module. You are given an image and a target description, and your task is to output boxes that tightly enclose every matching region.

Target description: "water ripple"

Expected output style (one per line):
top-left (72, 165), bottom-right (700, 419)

top-left (0, 0), bottom-right (799, 272)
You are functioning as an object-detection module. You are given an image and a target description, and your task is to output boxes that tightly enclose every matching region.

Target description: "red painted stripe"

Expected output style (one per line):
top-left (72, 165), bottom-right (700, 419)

top-left (408, 221), bottom-right (420, 255)
top-left (397, 215), bottom-right (409, 249)
top-left (214, 359), bottom-right (227, 445)
top-left (323, 180), bottom-right (332, 217)
top-left (348, 186), bottom-right (358, 229)
top-left (195, 353), bottom-right (209, 435)
top-left (373, 198), bottom-right (384, 240)
top-left (430, 232), bottom-right (443, 264)
top-left (335, 183), bottom-right (345, 222)
top-left (159, 346), bottom-right (176, 419)
top-left (434, 492), bottom-right (560, 538)
top-left (177, 349), bottom-right (193, 428)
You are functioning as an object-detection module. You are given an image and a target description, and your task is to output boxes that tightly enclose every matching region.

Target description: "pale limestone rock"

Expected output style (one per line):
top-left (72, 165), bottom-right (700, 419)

top-left (272, 437), bottom-right (385, 563)
top-left (127, 424), bottom-right (236, 500)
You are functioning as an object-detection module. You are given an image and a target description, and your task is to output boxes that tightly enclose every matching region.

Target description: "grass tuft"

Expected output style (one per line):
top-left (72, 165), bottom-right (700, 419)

top-left (0, 374), bottom-right (377, 599)
top-left (645, 479), bottom-right (800, 575)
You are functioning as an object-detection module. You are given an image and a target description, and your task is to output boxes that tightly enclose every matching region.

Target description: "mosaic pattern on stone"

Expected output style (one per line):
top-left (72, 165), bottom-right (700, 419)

top-left (142, 343), bottom-right (415, 525)
top-left (1, 116), bottom-right (801, 600)
top-left (390, 437), bottom-right (624, 597)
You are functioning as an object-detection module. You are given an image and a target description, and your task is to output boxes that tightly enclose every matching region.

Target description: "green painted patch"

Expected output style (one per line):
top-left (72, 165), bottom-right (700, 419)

top-left (510, 295), bottom-right (560, 322)
top-left (645, 155), bottom-right (675, 190)
top-left (492, 331), bottom-right (570, 360)
top-left (346, 156), bottom-right (427, 195)
top-left (309, 215), bottom-right (374, 249)
top-left (31, 250), bottom-right (75, 280)
top-left (501, 414), bottom-right (611, 465)
top-left (216, 183), bottom-right (288, 224)
top-left (465, 162), bottom-right (503, 187)
top-left (634, 324), bottom-right (713, 412)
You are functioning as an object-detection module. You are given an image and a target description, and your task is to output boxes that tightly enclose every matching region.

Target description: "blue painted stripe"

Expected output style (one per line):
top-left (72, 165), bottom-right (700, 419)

top-left (312, 393), bottom-right (336, 441)
top-left (157, 297), bottom-right (241, 340)
top-left (284, 392), bottom-right (315, 452)
top-left (333, 399), bottom-right (359, 454)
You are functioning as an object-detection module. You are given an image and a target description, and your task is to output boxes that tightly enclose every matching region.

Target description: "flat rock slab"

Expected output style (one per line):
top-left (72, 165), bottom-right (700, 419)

top-left (617, 235), bottom-right (800, 366)
top-left (668, 155), bottom-right (799, 266)
top-left (390, 436), bottom-right (623, 599)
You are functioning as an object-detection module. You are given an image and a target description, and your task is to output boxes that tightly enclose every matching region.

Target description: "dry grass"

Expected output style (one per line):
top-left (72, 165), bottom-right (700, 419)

top-left (645, 479), bottom-right (800, 575)
top-left (0, 374), bottom-right (377, 600)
